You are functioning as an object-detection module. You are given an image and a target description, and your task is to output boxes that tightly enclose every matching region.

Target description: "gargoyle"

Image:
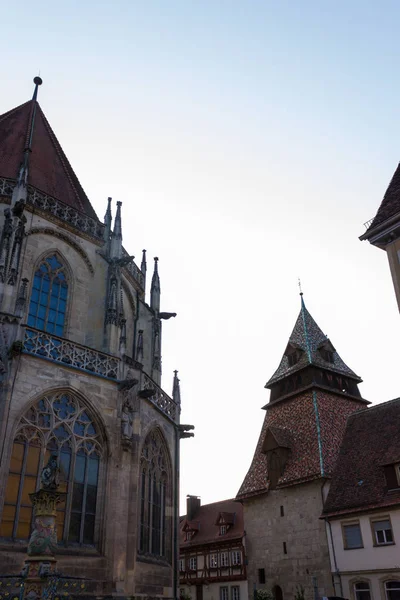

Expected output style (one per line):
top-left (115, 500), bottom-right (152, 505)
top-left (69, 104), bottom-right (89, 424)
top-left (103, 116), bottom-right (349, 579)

top-left (118, 377), bottom-right (139, 392)
top-left (159, 312), bottom-right (177, 320)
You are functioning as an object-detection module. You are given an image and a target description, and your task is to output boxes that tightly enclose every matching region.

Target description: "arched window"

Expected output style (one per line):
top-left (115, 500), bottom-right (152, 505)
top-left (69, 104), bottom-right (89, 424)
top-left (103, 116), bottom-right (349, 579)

top-left (385, 581), bottom-right (400, 600)
top-left (27, 254), bottom-right (68, 336)
top-left (139, 429), bottom-right (170, 559)
top-left (354, 582), bottom-right (371, 600)
top-left (0, 392), bottom-right (104, 546)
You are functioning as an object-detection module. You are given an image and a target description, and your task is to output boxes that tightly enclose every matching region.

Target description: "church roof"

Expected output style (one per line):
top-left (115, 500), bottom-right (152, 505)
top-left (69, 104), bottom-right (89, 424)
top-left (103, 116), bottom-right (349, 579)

top-left (0, 97), bottom-right (98, 220)
top-left (180, 499), bottom-right (244, 548)
top-left (323, 398), bottom-right (400, 517)
top-left (363, 162), bottom-right (400, 234)
top-left (265, 296), bottom-right (361, 388)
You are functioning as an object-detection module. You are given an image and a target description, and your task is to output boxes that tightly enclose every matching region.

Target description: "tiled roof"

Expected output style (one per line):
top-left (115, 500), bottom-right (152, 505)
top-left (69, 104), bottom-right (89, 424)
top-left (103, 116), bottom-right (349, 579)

top-left (0, 100), bottom-right (98, 220)
top-left (180, 499), bottom-right (244, 548)
top-left (365, 162), bottom-right (400, 233)
top-left (237, 390), bottom-right (366, 499)
top-left (265, 297), bottom-right (361, 388)
top-left (323, 398), bottom-right (400, 517)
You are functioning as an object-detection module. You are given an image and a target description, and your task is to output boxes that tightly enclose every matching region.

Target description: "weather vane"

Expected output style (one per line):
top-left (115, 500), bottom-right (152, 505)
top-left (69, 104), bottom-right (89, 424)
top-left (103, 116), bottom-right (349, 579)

top-left (298, 278), bottom-right (303, 296)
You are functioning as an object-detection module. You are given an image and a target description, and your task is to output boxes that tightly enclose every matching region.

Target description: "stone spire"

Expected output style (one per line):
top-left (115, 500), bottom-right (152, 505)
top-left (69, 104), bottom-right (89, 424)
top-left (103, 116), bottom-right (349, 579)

top-left (110, 201), bottom-right (122, 259)
top-left (172, 370), bottom-right (181, 406)
top-left (103, 196), bottom-right (112, 245)
top-left (141, 249), bottom-right (147, 291)
top-left (150, 257), bottom-right (160, 313)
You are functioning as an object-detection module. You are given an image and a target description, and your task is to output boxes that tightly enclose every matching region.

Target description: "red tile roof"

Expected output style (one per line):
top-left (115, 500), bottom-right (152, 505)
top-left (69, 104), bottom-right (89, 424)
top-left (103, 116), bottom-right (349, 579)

top-left (364, 162), bottom-right (400, 234)
top-left (323, 398), bottom-right (400, 517)
top-left (237, 390), bottom-right (366, 499)
top-left (0, 100), bottom-right (98, 220)
top-left (180, 499), bottom-right (244, 548)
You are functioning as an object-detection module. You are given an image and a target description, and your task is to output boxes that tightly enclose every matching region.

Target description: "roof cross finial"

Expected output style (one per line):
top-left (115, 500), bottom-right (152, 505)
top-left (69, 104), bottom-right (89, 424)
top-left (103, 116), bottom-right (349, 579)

top-left (32, 76), bottom-right (43, 102)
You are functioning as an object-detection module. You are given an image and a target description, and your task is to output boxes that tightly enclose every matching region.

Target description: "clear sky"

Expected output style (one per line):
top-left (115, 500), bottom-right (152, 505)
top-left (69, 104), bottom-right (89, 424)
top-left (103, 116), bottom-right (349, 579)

top-left (3, 0), bottom-right (400, 509)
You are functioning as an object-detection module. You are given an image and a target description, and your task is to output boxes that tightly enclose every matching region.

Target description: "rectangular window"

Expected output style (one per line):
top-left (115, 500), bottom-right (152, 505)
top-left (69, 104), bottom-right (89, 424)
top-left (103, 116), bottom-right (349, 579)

top-left (186, 531), bottom-right (193, 541)
top-left (258, 568), bottom-right (265, 584)
top-left (354, 582), bottom-right (371, 600)
top-left (189, 557), bottom-right (197, 571)
top-left (372, 519), bottom-right (394, 545)
top-left (220, 587), bottom-right (229, 600)
top-left (343, 522), bottom-right (363, 549)
top-left (210, 554), bottom-right (218, 568)
top-left (231, 587), bottom-right (240, 600)
top-left (280, 505), bottom-right (284, 517)
top-left (220, 525), bottom-right (227, 535)
top-left (385, 581), bottom-right (400, 600)
top-left (220, 551), bottom-right (229, 567)
top-left (231, 550), bottom-right (241, 566)
top-left (179, 559), bottom-right (185, 572)
top-left (283, 541), bottom-right (287, 554)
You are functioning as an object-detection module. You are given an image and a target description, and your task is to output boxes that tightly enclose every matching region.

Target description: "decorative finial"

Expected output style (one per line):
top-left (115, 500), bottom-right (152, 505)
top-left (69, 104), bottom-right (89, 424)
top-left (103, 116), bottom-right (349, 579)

top-left (298, 278), bottom-right (303, 296)
top-left (32, 76), bottom-right (43, 102)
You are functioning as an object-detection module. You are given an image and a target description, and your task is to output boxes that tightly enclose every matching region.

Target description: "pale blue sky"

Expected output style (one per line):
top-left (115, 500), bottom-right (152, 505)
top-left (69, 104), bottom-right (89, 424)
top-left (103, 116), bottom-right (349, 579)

top-left (3, 1), bottom-right (400, 506)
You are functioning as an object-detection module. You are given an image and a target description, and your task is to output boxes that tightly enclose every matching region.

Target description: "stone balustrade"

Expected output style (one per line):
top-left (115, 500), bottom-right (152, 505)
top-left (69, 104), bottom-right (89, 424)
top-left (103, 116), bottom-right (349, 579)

top-left (142, 372), bottom-right (178, 422)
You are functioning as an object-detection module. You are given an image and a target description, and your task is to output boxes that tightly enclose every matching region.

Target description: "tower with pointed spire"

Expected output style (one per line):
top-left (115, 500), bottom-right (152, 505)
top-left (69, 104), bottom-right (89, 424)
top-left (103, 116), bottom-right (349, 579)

top-left (0, 79), bottom-right (185, 598)
top-left (237, 295), bottom-right (368, 599)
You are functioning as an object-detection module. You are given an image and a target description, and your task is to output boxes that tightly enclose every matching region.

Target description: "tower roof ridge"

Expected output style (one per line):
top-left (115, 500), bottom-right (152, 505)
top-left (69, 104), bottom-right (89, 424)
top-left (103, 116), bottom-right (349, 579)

top-left (265, 299), bottom-right (361, 388)
top-left (0, 92), bottom-right (98, 221)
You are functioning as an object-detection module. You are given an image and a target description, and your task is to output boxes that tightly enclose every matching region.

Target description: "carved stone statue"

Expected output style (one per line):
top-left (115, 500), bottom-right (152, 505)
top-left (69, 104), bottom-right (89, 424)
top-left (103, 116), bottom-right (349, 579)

top-left (41, 454), bottom-right (60, 490)
top-left (121, 398), bottom-right (134, 441)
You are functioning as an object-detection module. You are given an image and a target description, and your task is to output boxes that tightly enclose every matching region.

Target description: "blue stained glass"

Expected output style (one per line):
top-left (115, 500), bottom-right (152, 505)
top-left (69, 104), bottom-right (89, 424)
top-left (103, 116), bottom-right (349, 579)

top-left (60, 286), bottom-right (68, 300)
top-left (56, 313), bottom-right (64, 325)
top-left (40, 293), bottom-right (48, 305)
top-left (38, 306), bottom-right (46, 319)
top-left (37, 318), bottom-right (45, 329)
top-left (31, 288), bottom-right (39, 302)
top-left (27, 315), bottom-right (35, 326)
top-left (46, 322), bottom-right (55, 334)
top-left (55, 325), bottom-right (63, 336)
top-left (48, 309), bottom-right (56, 323)
top-left (50, 296), bottom-right (58, 309)
top-left (74, 422), bottom-right (85, 436)
top-left (60, 448), bottom-right (71, 479)
top-left (51, 283), bottom-right (60, 297)
top-left (87, 423), bottom-right (96, 436)
top-left (39, 264), bottom-right (48, 273)
top-left (59, 299), bottom-right (66, 313)
top-left (29, 301), bottom-right (38, 314)
top-left (54, 425), bottom-right (69, 440)
top-left (42, 277), bottom-right (50, 292)
top-left (47, 255), bottom-right (63, 270)
top-left (87, 456), bottom-right (99, 486)
top-left (80, 412), bottom-right (91, 423)
top-left (33, 275), bottom-right (41, 289)
top-left (74, 453), bottom-right (86, 484)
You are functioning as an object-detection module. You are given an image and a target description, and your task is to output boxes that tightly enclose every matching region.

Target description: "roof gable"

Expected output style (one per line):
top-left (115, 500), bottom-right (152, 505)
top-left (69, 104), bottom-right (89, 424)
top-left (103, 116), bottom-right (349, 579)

top-left (365, 162), bottom-right (400, 233)
top-left (0, 99), bottom-right (98, 220)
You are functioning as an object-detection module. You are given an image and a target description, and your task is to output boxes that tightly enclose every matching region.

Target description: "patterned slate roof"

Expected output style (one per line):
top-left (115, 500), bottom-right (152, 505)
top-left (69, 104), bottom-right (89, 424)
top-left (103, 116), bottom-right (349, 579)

top-left (364, 162), bottom-right (400, 234)
top-left (265, 297), bottom-right (361, 387)
top-left (323, 398), bottom-right (400, 517)
top-left (0, 99), bottom-right (98, 220)
top-left (237, 390), bottom-right (366, 500)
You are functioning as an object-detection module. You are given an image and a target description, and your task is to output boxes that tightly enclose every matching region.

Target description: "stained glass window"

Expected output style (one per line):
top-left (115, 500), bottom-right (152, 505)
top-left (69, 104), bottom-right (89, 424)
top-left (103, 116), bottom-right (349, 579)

top-left (139, 430), bottom-right (170, 559)
top-left (27, 254), bottom-right (68, 336)
top-left (0, 392), bottom-right (103, 546)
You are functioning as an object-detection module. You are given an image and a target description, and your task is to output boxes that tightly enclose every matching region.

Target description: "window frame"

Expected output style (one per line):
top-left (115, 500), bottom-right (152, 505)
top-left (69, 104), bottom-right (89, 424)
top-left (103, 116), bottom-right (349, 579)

top-left (231, 586), bottom-right (240, 600)
top-left (27, 252), bottom-right (71, 338)
top-left (383, 580), bottom-right (400, 600)
top-left (370, 516), bottom-right (395, 547)
top-left (342, 520), bottom-right (364, 550)
top-left (353, 581), bottom-right (372, 600)
top-left (220, 587), bottom-right (229, 600)
top-left (0, 391), bottom-right (105, 548)
top-left (231, 550), bottom-right (242, 566)
top-left (219, 551), bottom-right (229, 567)
top-left (189, 556), bottom-right (197, 571)
top-left (219, 524), bottom-right (227, 536)
top-left (210, 553), bottom-right (218, 568)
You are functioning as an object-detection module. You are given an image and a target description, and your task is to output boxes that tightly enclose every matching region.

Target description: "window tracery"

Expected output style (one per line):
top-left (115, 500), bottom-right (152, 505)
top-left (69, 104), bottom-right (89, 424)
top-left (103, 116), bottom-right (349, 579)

top-left (139, 429), bottom-right (170, 559)
top-left (0, 392), bottom-right (103, 546)
top-left (27, 254), bottom-right (68, 336)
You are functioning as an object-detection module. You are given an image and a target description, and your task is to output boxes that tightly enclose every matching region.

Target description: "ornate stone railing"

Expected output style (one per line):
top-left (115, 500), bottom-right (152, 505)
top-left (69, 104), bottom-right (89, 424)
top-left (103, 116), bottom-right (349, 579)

top-left (142, 372), bottom-right (178, 422)
top-left (0, 177), bottom-right (15, 197)
top-left (124, 259), bottom-right (145, 288)
top-left (23, 327), bottom-right (120, 379)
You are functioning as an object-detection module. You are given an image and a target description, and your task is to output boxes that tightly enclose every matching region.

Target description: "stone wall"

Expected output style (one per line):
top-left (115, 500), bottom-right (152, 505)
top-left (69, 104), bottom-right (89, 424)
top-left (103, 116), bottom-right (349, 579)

top-left (244, 479), bottom-right (333, 600)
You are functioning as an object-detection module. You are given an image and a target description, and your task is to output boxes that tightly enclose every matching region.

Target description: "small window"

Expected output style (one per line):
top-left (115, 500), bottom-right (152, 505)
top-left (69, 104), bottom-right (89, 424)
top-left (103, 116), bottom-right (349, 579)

top-left (372, 519), bottom-right (394, 545)
top-left (186, 531), bottom-right (193, 542)
top-left (231, 550), bottom-right (242, 566)
top-left (220, 551), bottom-right (229, 567)
top-left (354, 582), bottom-right (371, 600)
top-left (280, 505), bottom-right (284, 517)
top-left (283, 542), bottom-right (287, 555)
top-left (343, 523), bottom-right (363, 549)
top-left (220, 587), bottom-right (229, 600)
top-left (231, 587), bottom-right (240, 600)
top-left (220, 525), bottom-right (227, 535)
top-left (189, 557), bottom-right (197, 571)
top-left (179, 559), bottom-right (185, 572)
top-left (319, 348), bottom-right (334, 363)
top-left (258, 568), bottom-right (266, 584)
top-left (210, 554), bottom-right (218, 568)
top-left (385, 581), bottom-right (400, 600)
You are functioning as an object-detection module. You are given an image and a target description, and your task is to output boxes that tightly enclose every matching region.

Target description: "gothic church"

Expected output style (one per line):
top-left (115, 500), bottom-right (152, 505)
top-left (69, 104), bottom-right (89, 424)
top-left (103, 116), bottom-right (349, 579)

top-left (0, 78), bottom-right (182, 597)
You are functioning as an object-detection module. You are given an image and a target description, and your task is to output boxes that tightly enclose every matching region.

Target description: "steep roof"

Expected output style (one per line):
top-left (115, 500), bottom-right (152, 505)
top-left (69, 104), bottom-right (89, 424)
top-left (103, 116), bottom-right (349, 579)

top-left (237, 390), bottom-right (365, 499)
top-left (364, 162), bottom-right (400, 234)
top-left (323, 398), bottom-right (400, 517)
top-left (180, 499), bottom-right (244, 548)
top-left (0, 98), bottom-right (98, 220)
top-left (265, 296), bottom-right (361, 388)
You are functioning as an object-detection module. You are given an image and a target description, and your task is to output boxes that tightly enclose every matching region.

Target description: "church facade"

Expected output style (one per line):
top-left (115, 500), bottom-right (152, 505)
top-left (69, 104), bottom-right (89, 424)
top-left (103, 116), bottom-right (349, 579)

top-left (0, 78), bottom-right (182, 598)
top-left (237, 296), bottom-right (368, 599)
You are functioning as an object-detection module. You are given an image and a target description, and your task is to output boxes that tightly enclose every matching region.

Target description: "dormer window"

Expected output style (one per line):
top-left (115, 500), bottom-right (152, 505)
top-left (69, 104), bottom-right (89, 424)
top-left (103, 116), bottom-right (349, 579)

top-left (318, 341), bottom-right (335, 364)
top-left (220, 525), bottom-right (227, 536)
top-left (285, 344), bottom-right (302, 368)
top-left (186, 531), bottom-right (194, 541)
top-left (384, 463), bottom-right (400, 491)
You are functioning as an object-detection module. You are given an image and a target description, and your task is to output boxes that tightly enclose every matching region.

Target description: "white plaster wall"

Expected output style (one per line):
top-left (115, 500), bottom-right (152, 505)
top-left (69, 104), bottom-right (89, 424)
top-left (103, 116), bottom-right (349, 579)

top-left (330, 509), bottom-right (400, 572)
top-left (180, 580), bottom-right (248, 600)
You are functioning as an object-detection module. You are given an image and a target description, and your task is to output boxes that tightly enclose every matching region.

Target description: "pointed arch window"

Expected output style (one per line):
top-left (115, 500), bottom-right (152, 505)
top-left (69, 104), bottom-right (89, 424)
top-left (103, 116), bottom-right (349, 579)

top-left (139, 430), bottom-right (170, 560)
top-left (27, 254), bottom-right (68, 336)
top-left (0, 392), bottom-right (104, 546)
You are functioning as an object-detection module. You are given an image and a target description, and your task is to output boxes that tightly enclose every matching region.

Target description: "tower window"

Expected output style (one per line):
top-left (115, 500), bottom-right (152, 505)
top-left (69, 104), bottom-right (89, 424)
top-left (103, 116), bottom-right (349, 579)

top-left (318, 347), bottom-right (334, 363)
top-left (27, 254), bottom-right (68, 337)
top-left (280, 505), bottom-right (284, 517)
top-left (283, 542), bottom-right (287, 554)
top-left (258, 568), bottom-right (266, 584)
